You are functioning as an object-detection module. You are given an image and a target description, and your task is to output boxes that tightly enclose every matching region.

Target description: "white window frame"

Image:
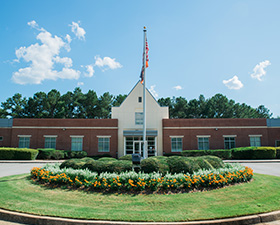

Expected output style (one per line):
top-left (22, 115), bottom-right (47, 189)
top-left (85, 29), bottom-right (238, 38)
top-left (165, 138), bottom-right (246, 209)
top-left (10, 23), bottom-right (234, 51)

top-left (249, 135), bottom-right (262, 147)
top-left (18, 135), bottom-right (31, 148)
top-left (135, 112), bottom-right (144, 125)
top-left (170, 136), bottom-right (183, 152)
top-left (223, 135), bottom-right (236, 149)
top-left (197, 135), bottom-right (210, 150)
top-left (44, 135), bottom-right (57, 149)
top-left (70, 135), bottom-right (84, 151)
top-left (98, 136), bottom-right (111, 152)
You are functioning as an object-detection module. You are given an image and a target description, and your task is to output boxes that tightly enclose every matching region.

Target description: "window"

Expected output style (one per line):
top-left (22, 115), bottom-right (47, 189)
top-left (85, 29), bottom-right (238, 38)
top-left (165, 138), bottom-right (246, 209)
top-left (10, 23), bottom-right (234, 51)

top-left (275, 140), bottom-right (280, 147)
top-left (250, 136), bottom-right (261, 147)
top-left (98, 136), bottom-right (110, 152)
top-left (44, 136), bottom-right (57, 149)
top-left (71, 136), bottom-right (83, 151)
top-left (224, 136), bottom-right (236, 149)
top-left (171, 137), bottom-right (183, 152)
top-left (198, 137), bottom-right (209, 150)
top-left (0, 136), bottom-right (3, 141)
top-left (138, 97), bottom-right (142, 103)
top-left (135, 112), bottom-right (143, 125)
top-left (18, 136), bottom-right (31, 148)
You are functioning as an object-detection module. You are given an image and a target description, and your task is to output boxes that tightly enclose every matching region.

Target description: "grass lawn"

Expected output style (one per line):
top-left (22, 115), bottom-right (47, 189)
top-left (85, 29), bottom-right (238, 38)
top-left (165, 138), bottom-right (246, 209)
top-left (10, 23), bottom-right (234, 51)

top-left (0, 173), bottom-right (279, 222)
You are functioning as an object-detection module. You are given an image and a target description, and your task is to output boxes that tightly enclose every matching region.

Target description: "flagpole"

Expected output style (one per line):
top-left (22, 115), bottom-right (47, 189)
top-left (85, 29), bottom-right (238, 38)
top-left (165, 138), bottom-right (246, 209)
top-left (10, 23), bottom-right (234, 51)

top-left (143, 27), bottom-right (147, 159)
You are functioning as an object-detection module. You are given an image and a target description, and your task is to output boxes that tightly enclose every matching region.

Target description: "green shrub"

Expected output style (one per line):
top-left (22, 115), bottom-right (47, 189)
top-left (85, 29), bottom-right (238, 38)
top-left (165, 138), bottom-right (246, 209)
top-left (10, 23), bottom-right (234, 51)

top-left (82, 159), bottom-right (132, 174)
top-left (201, 156), bottom-right (225, 168)
top-left (276, 147), bottom-right (280, 159)
top-left (81, 160), bottom-right (104, 173)
top-left (207, 149), bottom-right (232, 159)
top-left (167, 156), bottom-right (193, 174)
top-left (119, 155), bottom-right (132, 161)
top-left (140, 158), bottom-right (160, 173)
top-left (98, 157), bottom-right (117, 162)
top-left (188, 157), bottom-right (213, 171)
top-left (0, 148), bottom-right (38, 160)
top-left (68, 151), bottom-right (88, 159)
top-left (182, 149), bottom-right (231, 159)
top-left (231, 147), bottom-right (276, 159)
top-left (150, 156), bottom-right (169, 174)
top-left (181, 150), bottom-right (208, 157)
top-left (90, 154), bottom-right (113, 160)
top-left (108, 160), bottom-right (132, 173)
top-left (163, 152), bottom-right (181, 157)
top-left (60, 157), bottom-right (94, 169)
top-left (37, 148), bottom-right (65, 160)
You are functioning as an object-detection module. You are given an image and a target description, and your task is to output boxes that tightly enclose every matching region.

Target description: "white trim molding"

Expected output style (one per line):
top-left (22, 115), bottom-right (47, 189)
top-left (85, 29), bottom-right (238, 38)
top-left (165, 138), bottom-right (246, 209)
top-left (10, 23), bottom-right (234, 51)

top-left (248, 134), bottom-right (262, 137)
top-left (97, 135), bottom-right (111, 138)
top-left (223, 135), bottom-right (237, 138)
top-left (169, 135), bottom-right (184, 138)
top-left (17, 135), bottom-right (31, 137)
top-left (164, 126), bottom-right (267, 129)
top-left (13, 126), bottom-right (118, 130)
top-left (43, 135), bottom-right (58, 138)
top-left (196, 135), bottom-right (211, 138)
top-left (70, 135), bottom-right (84, 138)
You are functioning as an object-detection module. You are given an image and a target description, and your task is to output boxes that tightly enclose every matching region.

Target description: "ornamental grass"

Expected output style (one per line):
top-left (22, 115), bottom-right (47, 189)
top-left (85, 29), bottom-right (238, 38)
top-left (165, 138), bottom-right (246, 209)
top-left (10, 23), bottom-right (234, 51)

top-left (30, 163), bottom-right (253, 194)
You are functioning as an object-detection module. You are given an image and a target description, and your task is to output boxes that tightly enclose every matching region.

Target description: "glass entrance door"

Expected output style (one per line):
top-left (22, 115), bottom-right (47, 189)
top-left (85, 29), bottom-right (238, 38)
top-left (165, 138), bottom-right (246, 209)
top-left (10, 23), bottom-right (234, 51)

top-left (133, 141), bottom-right (143, 157)
top-left (125, 136), bottom-right (157, 157)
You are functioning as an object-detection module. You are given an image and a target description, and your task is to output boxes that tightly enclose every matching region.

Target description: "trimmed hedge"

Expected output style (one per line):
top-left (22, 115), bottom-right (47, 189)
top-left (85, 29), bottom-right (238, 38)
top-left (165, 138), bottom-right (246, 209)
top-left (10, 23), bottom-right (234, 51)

top-left (82, 160), bottom-right (132, 174)
top-left (37, 148), bottom-right (66, 160)
top-left (59, 157), bottom-right (94, 170)
top-left (119, 155), bottom-right (132, 161)
top-left (231, 147), bottom-right (276, 159)
top-left (0, 147), bottom-right (38, 160)
top-left (181, 149), bottom-right (231, 159)
top-left (276, 147), bottom-right (280, 159)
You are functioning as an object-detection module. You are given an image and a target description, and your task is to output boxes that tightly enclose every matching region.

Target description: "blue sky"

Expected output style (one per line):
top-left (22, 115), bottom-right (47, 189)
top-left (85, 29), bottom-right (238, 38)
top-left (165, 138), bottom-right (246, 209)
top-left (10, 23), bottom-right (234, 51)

top-left (1, 1), bottom-right (280, 117)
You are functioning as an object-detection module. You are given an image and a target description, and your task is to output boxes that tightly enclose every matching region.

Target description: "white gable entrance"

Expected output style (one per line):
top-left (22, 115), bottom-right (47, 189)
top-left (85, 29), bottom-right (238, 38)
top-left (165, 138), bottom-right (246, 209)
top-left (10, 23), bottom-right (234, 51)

top-left (112, 81), bottom-right (169, 157)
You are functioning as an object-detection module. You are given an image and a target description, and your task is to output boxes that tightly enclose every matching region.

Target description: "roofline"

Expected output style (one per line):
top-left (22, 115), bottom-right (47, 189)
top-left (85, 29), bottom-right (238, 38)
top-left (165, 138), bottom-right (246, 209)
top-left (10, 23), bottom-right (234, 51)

top-left (112, 80), bottom-right (167, 109)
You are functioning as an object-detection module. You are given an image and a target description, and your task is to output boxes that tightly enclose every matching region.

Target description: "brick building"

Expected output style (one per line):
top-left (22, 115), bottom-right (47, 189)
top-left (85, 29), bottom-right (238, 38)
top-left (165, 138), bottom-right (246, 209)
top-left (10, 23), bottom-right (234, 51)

top-left (0, 81), bottom-right (280, 157)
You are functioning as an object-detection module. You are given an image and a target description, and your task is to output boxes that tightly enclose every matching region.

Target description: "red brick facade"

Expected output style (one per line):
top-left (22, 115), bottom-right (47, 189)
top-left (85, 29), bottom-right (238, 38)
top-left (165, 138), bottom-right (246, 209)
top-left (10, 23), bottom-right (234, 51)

top-left (1, 118), bottom-right (118, 157)
top-left (162, 118), bottom-right (278, 154)
top-left (0, 118), bottom-right (280, 157)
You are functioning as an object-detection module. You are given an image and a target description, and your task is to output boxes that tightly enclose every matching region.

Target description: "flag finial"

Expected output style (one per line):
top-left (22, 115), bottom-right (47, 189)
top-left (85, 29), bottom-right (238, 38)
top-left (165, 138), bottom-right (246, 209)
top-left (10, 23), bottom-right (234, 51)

top-left (144, 26), bottom-right (146, 30)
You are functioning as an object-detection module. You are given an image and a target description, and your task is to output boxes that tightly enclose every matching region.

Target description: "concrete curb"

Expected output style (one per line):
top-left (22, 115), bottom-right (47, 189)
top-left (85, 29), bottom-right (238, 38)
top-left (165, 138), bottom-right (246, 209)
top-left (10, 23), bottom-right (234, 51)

top-left (0, 160), bottom-right (64, 163)
top-left (225, 160), bottom-right (280, 163)
top-left (0, 208), bottom-right (280, 225)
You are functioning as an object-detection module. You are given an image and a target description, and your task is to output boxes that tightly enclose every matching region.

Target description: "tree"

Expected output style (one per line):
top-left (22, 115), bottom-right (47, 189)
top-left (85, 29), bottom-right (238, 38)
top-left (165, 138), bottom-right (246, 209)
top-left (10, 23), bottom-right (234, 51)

top-left (96, 92), bottom-right (114, 118)
top-left (83, 90), bottom-right (98, 118)
top-left (25, 92), bottom-right (47, 118)
top-left (113, 94), bottom-right (127, 107)
top-left (1, 93), bottom-right (27, 118)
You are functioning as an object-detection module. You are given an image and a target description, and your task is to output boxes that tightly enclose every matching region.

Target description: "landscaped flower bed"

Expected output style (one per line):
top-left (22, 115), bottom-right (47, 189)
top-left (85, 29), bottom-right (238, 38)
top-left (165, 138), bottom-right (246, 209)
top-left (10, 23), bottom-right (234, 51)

top-left (30, 163), bottom-right (253, 193)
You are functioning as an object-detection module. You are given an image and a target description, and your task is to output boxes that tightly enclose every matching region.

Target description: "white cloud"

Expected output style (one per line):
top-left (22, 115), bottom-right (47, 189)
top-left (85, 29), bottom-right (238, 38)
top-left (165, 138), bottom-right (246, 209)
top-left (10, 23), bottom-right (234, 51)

top-left (64, 34), bottom-right (72, 52)
top-left (250, 60), bottom-right (271, 81)
top-left (53, 56), bottom-right (73, 68)
top-left (27, 20), bottom-right (45, 31)
top-left (84, 65), bottom-right (94, 77)
top-left (70, 22), bottom-right (86, 40)
top-left (65, 34), bottom-right (72, 43)
top-left (173, 85), bottom-right (183, 90)
top-left (77, 82), bottom-right (84, 86)
top-left (223, 75), bottom-right (244, 90)
top-left (12, 22), bottom-right (80, 85)
top-left (149, 85), bottom-right (159, 99)
top-left (94, 56), bottom-right (122, 70)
